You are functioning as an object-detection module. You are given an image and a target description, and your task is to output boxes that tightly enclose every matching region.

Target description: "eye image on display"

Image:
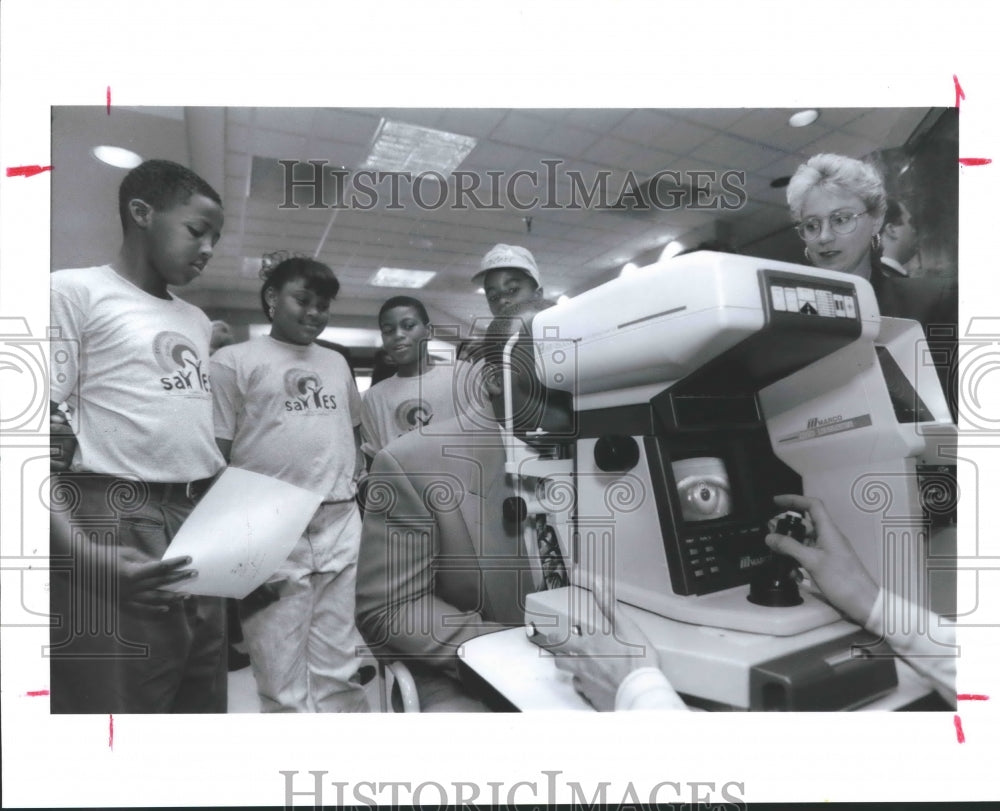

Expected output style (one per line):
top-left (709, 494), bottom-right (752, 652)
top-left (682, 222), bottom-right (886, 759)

top-left (672, 456), bottom-right (732, 522)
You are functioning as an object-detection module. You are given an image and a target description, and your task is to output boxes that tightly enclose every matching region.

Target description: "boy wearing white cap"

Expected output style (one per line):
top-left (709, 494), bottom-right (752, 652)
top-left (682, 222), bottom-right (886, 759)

top-left (473, 243), bottom-right (546, 317)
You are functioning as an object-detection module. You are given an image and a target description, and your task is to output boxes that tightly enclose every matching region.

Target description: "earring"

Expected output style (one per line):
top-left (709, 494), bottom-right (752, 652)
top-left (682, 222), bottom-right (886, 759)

top-left (871, 233), bottom-right (882, 252)
top-left (803, 246), bottom-right (812, 263)
top-left (268, 305), bottom-right (275, 320)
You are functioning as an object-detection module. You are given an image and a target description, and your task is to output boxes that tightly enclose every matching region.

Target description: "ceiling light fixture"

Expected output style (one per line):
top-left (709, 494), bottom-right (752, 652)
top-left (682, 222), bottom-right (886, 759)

top-left (788, 109), bottom-right (820, 128)
top-left (370, 267), bottom-right (437, 289)
top-left (362, 119), bottom-right (477, 175)
top-left (92, 145), bottom-right (143, 169)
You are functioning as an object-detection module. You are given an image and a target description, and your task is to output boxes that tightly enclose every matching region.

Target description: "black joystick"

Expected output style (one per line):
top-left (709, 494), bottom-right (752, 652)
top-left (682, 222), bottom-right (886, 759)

top-left (503, 496), bottom-right (527, 525)
top-left (748, 510), bottom-right (805, 607)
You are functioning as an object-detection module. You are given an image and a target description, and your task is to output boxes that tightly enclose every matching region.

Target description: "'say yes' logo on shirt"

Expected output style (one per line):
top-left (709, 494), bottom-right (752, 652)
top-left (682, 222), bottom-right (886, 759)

top-left (394, 398), bottom-right (434, 432)
top-left (154, 331), bottom-right (210, 392)
top-left (283, 368), bottom-right (338, 412)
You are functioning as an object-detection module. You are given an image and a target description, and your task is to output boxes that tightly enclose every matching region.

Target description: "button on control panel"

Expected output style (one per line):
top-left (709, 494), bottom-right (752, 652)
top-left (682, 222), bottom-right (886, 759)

top-left (678, 523), bottom-right (767, 593)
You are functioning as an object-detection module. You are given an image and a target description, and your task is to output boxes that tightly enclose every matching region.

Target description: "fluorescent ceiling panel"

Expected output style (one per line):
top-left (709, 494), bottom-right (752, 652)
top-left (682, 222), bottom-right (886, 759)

top-left (369, 267), bottom-right (437, 288)
top-left (361, 119), bottom-right (477, 175)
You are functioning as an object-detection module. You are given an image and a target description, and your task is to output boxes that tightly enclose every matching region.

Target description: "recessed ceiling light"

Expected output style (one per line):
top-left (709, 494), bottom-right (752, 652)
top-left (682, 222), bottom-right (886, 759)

top-left (362, 119), bottom-right (477, 175)
top-left (92, 145), bottom-right (143, 168)
top-left (370, 267), bottom-right (437, 289)
top-left (788, 109), bottom-right (820, 128)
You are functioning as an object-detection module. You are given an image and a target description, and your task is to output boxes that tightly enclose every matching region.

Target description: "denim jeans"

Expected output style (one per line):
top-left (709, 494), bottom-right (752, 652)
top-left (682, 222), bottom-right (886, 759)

top-left (49, 474), bottom-right (227, 714)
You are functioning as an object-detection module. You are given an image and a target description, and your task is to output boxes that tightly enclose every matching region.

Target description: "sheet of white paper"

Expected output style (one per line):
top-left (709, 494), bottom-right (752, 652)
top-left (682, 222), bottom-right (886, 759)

top-left (162, 467), bottom-right (324, 599)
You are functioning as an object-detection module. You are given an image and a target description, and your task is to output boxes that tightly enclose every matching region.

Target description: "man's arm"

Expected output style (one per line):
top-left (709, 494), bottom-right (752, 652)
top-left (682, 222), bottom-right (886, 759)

top-left (355, 446), bottom-right (503, 679)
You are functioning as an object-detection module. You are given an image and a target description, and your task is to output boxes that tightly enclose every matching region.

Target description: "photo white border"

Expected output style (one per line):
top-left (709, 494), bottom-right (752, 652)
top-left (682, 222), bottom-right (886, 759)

top-left (2, 0), bottom-right (999, 806)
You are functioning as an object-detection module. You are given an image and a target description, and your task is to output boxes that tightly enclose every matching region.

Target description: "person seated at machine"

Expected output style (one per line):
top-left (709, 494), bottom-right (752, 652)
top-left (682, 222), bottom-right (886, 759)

top-left (354, 307), bottom-right (573, 711)
top-left (529, 493), bottom-right (957, 711)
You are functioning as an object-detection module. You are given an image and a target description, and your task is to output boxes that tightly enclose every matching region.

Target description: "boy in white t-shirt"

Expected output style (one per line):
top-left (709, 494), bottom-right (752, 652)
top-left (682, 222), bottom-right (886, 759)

top-left (360, 296), bottom-right (479, 463)
top-left (48, 159), bottom-right (228, 713)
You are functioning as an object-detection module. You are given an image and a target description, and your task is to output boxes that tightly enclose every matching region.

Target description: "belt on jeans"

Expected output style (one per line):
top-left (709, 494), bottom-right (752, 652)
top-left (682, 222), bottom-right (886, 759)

top-left (55, 473), bottom-right (215, 505)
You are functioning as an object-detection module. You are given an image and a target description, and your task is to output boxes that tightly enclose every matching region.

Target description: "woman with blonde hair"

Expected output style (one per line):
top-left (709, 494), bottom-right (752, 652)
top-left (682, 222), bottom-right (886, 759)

top-left (786, 153), bottom-right (886, 279)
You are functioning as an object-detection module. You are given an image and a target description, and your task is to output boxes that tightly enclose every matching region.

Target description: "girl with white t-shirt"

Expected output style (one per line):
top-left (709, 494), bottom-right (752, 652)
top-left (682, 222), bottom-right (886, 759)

top-left (211, 257), bottom-right (369, 712)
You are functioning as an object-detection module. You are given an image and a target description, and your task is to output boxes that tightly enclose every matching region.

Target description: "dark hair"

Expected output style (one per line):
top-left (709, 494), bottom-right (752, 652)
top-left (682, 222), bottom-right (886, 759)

top-left (883, 197), bottom-right (904, 228)
top-left (260, 257), bottom-right (340, 320)
top-left (377, 295), bottom-right (429, 325)
top-left (118, 159), bottom-right (222, 230)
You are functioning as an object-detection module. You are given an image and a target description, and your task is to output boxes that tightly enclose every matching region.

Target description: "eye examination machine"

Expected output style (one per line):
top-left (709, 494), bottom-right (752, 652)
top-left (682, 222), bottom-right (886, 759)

top-left (501, 251), bottom-right (956, 711)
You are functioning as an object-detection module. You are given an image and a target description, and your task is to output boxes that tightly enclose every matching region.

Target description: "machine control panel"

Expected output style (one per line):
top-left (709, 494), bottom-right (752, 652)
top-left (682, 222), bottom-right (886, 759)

top-left (762, 269), bottom-right (861, 325)
top-left (675, 523), bottom-right (769, 594)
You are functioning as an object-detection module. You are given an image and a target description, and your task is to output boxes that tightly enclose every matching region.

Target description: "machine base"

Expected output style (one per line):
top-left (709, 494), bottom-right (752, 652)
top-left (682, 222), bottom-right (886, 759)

top-left (525, 586), bottom-right (898, 710)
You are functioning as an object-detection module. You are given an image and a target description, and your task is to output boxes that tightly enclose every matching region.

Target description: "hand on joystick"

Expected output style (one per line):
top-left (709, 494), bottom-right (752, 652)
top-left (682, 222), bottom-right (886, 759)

top-left (748, 510), bottom-right (806, 607)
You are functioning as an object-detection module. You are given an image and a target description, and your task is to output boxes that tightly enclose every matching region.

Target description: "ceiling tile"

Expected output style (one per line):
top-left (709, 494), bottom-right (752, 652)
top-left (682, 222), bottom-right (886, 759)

top-left (378, 108), bottom-right (446, 129)
top-left (653, 117), bottom-right (718, 156)
top-left (54, 104), bottom-right (939, 336)
top-left (533, 125), bottom-right (600, 159)
top-left (800, 129), bottom-right (880, 159)
top-left (623, 146), bottom-right (681, 177)
top-left (562, 109), bottom-right (631, 132)
top-left (435, 108), bottom-right (506, 138)
top-left (248, 129), bottom-right (310, 159)
top-left (463, 140), bottom-right (527, 170)
top-left (611, 109), bottom-right (680, 144)
top-left (250, 108), bottom-right (317, 134)
top-left (583, 136), bottom-right (637, 170)
top-left (490, 111), bottom-right (554, 150)
top-left (673, 108), bottom-right (751, 129)
top-left (312, 109), bottom-right (381, 144)
top-left (305, 138), bottom-right (364, 168)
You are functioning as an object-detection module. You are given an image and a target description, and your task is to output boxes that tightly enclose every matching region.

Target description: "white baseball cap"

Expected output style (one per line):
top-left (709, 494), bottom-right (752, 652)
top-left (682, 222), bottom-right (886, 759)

top-left (472, 243), bottom-right (541, 286)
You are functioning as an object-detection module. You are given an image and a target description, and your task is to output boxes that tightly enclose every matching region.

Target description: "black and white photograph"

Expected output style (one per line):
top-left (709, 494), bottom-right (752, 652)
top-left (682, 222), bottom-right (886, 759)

top-left (2, 1), bottom-right (999, 808)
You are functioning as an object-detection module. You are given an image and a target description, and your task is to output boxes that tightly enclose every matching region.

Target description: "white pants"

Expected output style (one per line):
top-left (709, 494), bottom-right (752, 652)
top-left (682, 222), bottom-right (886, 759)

top-left (241, 500), bottom-right (369, 712)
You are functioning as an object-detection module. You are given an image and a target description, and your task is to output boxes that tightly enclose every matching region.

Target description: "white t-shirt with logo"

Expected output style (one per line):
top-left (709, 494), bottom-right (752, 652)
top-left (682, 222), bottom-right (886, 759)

top-left (49, 265), bottom-right (225, 481)
top-left (359, 361), bottom-right (481, 458)
top-left (211, 336), bottom-right (362, 501)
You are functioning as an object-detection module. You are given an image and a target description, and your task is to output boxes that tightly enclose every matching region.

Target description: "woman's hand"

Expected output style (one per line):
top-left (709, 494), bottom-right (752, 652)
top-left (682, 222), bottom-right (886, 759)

top-left (529, 578), bottom-right (659, 711)
top-left (766, 494), bottom-right (879, 626)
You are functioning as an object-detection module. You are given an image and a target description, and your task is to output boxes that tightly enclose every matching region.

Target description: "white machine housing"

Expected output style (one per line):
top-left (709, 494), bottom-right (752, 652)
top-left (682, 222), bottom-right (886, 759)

top-left (518, 252), bottom-right (954, 708)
